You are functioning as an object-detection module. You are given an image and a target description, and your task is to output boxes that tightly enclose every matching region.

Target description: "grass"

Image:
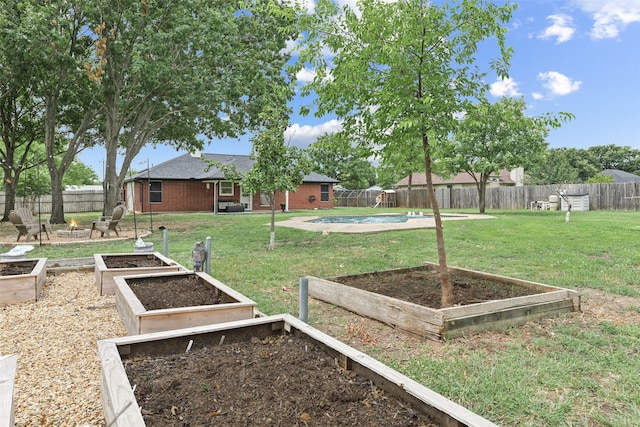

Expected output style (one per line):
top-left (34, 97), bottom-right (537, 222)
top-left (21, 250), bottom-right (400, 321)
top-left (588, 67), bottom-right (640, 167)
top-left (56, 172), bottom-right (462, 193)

top-left (3, 207), bottom-right (639, 425)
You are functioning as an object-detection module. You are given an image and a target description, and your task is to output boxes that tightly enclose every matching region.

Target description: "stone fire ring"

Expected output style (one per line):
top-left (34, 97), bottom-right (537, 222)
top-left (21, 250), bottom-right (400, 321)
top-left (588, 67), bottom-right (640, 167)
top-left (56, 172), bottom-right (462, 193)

top-left (56, 229), bottom-right (91, 239)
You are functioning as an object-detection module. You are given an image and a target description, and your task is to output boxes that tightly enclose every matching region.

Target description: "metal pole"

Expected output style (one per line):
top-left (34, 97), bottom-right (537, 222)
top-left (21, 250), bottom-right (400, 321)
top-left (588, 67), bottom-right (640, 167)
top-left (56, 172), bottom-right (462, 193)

top-left (147, 159), bottom-right (153, 231)
top-left (36, 156), bottom-right (42, 246)
top-left (130, 169), bottom-right (138, 239)
top-left (205, 236), bottom-right (212, 275)
top-left (163, 229), bottom-right (168, 257)
top-left (299, 277), bottom-right (308, 323)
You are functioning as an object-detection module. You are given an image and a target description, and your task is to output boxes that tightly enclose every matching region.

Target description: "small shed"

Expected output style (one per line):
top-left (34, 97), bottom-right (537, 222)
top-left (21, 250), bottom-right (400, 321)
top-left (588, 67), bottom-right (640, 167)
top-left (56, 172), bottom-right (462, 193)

top-left (561, 193), bottom-right (589, 211)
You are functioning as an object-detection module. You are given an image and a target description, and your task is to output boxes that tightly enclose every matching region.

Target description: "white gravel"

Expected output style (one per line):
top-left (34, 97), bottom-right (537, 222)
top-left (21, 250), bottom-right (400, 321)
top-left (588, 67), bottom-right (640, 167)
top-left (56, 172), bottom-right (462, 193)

top-left (0, 271), bottom-right (127, 426)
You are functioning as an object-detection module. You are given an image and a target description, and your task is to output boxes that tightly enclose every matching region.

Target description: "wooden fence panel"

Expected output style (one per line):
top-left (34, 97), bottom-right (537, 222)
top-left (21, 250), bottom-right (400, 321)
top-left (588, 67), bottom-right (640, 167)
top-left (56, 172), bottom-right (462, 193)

top-left (389, 183), bottom-right (640, 211)
top-left (0, 191), bottom-right (104, 214)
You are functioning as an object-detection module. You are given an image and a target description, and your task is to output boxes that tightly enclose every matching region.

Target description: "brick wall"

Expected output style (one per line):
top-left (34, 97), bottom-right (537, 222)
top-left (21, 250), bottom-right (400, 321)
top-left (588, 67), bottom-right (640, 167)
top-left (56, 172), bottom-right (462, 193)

top-left (131, 181), bottom-right (335, 213)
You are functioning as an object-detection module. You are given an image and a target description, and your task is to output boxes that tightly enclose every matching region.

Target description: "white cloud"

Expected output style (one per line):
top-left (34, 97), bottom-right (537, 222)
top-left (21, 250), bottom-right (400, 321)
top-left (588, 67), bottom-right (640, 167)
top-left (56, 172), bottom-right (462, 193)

top-left (532, 92), bottom-right (544, 100)
top-left (296, 67), bottom-right (316, 83)
top-left (538, 14), bottom-right (576, 43)
top-left (489, 77), bottom-right (522, 97)
top-left (537, 71), bottom-right (582, 96)
top-left (574, 0), bottom-right (640, 39)
top-left (285, 119), bottom-right (342, 148)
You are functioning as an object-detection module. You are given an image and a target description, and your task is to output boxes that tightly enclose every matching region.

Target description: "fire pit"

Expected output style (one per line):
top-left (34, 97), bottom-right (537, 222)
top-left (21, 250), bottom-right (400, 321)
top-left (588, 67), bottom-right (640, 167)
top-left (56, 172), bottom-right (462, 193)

top-left (56, 218), bottom-right (91, 239)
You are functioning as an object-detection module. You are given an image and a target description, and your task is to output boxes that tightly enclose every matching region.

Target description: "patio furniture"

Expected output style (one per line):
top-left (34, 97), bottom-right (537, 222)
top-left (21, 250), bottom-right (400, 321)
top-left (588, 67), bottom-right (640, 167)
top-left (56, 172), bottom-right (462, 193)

top-left (8, 209), bottom-right (51, 242)
top-left (91, 205), bottom-right (126, 238)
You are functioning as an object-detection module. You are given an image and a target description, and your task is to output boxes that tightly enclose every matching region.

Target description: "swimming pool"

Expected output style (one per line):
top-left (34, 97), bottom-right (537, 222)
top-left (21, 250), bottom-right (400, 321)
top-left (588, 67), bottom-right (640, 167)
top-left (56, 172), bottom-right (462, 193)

top-left (308, 214), bottom-right (432, 224)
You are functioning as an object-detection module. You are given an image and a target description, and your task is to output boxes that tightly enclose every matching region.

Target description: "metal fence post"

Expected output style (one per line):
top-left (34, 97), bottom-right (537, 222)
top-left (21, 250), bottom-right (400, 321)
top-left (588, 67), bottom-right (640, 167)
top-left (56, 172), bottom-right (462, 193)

top-left (299, 277), bottom-right (308, 323)
top-left (205, 236), bottom-right (212, 275)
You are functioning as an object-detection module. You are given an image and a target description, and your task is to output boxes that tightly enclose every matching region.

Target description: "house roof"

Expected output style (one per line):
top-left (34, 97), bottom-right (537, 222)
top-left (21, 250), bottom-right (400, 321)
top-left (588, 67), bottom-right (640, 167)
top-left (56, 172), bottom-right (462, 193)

top-left (128, 152), bottom-right (339, 183)
top-left (602, 169), bottom-right (640, 183)
top-left (396, 170), bottom-right (515, 186)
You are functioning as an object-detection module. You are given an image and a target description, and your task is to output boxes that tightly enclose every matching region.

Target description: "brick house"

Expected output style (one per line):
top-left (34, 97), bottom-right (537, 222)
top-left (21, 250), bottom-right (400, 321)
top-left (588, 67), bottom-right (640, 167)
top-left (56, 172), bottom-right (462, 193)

top-left (124, 152), bottom-right (339, 213)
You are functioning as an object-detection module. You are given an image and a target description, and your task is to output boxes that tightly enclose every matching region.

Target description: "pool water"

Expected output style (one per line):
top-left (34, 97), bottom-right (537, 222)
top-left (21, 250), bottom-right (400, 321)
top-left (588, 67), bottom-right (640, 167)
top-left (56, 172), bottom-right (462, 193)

top-left (308, 215), bottom-right (432, 224)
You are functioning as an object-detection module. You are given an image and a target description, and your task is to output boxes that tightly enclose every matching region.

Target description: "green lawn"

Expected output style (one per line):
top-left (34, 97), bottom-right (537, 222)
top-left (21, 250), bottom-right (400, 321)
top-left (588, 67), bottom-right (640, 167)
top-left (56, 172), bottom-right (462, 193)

top-left (11, 208), bottom-right (640, 426)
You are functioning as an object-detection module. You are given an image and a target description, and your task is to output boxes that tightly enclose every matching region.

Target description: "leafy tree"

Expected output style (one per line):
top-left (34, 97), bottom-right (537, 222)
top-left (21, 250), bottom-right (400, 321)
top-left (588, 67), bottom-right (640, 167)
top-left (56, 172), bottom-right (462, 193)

top-left (0, 1), bottom-right (101, 223)
top-left (86, 0), bottom-right (299, 216)
top-left (296, 0), bottom-right (516, 306)
top-left (377, 135), bottom-right (427, 206)
top-left (242, 104), bottom-right (311, 250)
top-left (587, 145), bottom-right (640, 174)
top-left (307, 133), bottom-right (376, 189)
top-left (588, 173), bottom-right (614, 184)
top-left (38, 2), bottom-right (102, 223)
top-left (526, 148), bottom-right (599, 184)
top-left (445, 97), bottom-right (573, 213)
top-left (0, 1), bottom-right (46, 220)
top-left (63, 160), bottom-right (100, 186)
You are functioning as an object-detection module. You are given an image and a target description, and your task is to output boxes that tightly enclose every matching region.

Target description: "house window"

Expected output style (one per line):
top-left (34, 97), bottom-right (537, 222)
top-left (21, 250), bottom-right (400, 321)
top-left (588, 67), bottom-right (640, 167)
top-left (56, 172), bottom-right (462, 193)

top-left (220, 181), bottom-right (234, 196)
top-left (259, 190), bottom-right (271, 206)
top-left (149, 181), bottom-right (162, 203)
top-left (320, 184), bottom-right (330, 202)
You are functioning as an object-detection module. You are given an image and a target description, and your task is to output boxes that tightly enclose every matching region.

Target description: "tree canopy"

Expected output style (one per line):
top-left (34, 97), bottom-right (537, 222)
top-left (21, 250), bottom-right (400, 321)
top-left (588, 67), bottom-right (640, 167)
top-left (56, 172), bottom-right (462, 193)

top-left (307, 133), bottom-right (376, 189)
top-left (84, 0), bottom-right (299, 214)
top-left (444, 97), bottom-right (573, 213)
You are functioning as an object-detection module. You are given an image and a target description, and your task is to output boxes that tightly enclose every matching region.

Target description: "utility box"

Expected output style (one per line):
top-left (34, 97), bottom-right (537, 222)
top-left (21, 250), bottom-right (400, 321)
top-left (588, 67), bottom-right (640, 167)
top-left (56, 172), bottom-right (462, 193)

top-left (561, 193), bottom-right (589, 211)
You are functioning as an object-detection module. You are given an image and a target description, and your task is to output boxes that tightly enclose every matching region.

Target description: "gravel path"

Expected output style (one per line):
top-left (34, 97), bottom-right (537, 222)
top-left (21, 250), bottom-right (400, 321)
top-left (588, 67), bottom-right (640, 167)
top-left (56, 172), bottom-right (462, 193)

top-left (0, 271), bottom-right (127, 426)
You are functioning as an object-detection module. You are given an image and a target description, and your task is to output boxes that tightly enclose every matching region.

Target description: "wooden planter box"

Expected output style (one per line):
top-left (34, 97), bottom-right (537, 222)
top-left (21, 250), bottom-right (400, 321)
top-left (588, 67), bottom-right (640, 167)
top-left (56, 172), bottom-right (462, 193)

top-left (99, 314), bottom-right (498, 427)
top-left (308, 262), bottom-right (581, 340)
top-left (115, 271), bottom-right (257, 335)
top-left (0, 355), bottom-right (17, 427)
top-left (94, 252), bottom-right (187, 295)
top-left (0, 258), bottom-right (47, 306)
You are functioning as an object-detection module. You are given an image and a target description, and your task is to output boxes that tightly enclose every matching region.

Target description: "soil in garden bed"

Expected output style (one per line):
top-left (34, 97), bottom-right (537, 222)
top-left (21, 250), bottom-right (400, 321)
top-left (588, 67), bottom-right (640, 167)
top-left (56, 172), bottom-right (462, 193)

top-left (126, 275), bottom-right (226, 310)
top-left (102, 255), bottom-right (167, 268)
top-left (336, 268), bottom-right (541, 309)
top-left (126, 333), bottom-right (440, 426)
top-left (0, 260), bottom-right (37, 276)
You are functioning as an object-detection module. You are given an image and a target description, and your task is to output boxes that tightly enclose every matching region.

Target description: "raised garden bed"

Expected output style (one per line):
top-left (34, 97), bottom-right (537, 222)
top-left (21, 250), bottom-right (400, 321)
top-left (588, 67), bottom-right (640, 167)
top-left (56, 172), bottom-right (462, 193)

top-left (0, 354), bottom-right (17, 427)
top-left (307, 262), bottom-right (581, 340)
top-left (0, 258), bottom-right (47, 306)
top-left (99, 314), bottom-right (497, 427)
top-left (94, 252), bottom-right (187, 295)
top-left (115, 271), bottom-right (257, 335)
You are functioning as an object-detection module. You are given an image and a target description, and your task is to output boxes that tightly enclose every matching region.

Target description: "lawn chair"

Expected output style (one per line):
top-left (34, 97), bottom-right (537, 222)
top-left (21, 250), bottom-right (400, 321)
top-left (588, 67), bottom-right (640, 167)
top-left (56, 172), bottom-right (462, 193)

top-left (9, 209), bottom-right (50, 242)
top-left (91, 204), bottom-right (126, 238)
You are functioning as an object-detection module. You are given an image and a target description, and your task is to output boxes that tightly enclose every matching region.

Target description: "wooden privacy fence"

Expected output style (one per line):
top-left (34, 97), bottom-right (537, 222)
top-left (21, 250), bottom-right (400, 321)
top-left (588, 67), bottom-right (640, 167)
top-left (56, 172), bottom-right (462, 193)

top-left (393, 183), bottom-right (640, 211)
top-left (0, 190), bottom-right (104, 214)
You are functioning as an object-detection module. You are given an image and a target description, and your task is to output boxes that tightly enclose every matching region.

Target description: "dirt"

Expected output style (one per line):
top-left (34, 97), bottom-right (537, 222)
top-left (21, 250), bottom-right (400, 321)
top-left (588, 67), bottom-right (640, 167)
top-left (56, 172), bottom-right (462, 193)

top-left (126, 275), bottom-right (226, 310)
top-left (334, 267), bottom-right (539, 308)
top-left (120, 267), bottom-right (534, 427)
top-left (0, 260), bottom-right (38, 276)
top-left (125, 333), bottom-right (440, 427)
top-left (102, 255), bottom-right (167, 269)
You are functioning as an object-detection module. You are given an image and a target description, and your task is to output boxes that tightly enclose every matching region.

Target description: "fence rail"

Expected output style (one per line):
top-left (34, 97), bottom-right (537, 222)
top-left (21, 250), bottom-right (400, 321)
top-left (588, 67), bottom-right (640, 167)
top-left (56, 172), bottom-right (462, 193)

top-left (335, 183), bottom-right (640, 211)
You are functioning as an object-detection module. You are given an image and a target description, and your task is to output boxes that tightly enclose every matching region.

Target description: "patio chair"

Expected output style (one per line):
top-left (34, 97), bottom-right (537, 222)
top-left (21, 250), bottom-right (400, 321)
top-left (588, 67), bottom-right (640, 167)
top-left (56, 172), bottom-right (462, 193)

top-left (91, 204), bottom-right (126, 238)
top-left (9, 209), bottom-right (50, 242)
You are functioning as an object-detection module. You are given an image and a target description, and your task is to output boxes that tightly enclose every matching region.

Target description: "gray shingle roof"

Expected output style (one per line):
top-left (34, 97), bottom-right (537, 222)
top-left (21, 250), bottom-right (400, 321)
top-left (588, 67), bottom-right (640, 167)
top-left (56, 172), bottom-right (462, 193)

top-left (128, 152), bottom-right (339, 183)
top-left (602, 169), bottom-right (640, 183)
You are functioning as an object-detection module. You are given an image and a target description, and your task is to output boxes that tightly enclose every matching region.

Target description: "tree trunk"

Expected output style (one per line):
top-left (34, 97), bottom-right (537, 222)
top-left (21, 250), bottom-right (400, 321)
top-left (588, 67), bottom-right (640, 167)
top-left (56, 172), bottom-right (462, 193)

top-left (422, 135), bottom-right (453, 307)
top-left (478, 174), bottom-right (487, 214)
top-left (407, 173), bottom-right (412, 208)
top-left (1, 170), bottom-right (18, 221)
top-left (268, 197), bottom-right (276, 251)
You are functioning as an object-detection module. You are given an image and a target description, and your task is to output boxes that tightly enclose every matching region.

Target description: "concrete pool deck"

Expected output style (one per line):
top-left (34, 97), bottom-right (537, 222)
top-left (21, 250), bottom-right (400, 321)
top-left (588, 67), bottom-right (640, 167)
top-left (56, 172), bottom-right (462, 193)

top-left (275, 213), bottom-right (494, 233)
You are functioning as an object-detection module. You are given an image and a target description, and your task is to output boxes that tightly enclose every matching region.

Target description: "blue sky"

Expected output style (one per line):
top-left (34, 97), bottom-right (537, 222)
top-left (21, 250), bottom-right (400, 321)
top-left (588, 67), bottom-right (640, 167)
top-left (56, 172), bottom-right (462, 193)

top-left (79, 0), bottom-right (640, 180)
